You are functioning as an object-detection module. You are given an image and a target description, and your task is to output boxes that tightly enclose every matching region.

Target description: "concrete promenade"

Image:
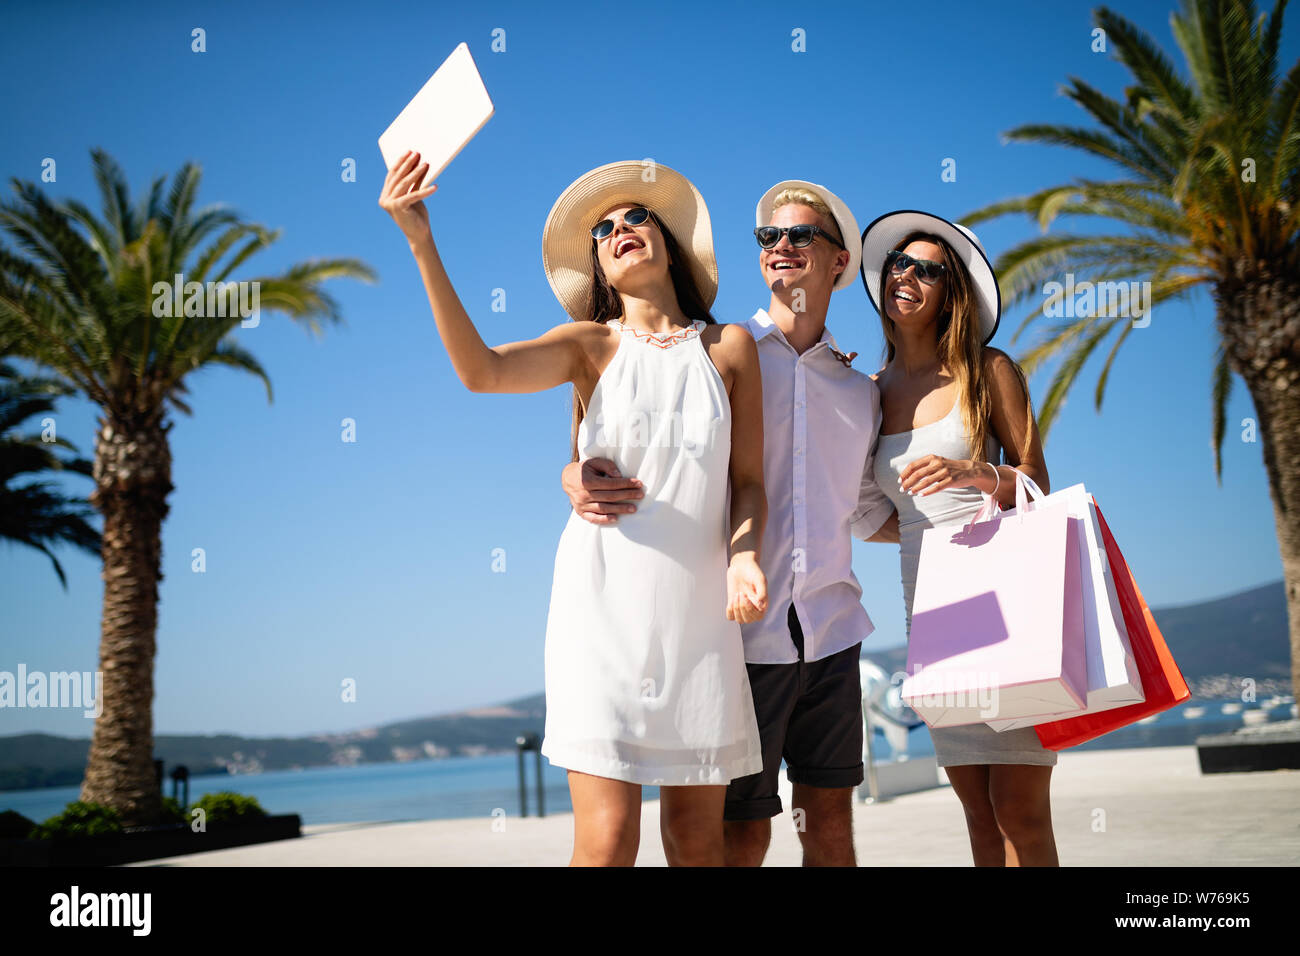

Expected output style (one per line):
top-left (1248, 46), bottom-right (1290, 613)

top-left (127, 746), bottom-right (1299, 866)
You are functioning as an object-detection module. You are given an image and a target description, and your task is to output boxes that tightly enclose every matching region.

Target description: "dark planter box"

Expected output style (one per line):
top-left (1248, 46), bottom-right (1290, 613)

top-left (0, 814), bottom-right (301, 866)
top-left (1197, 724), bottom-right (1300, 774)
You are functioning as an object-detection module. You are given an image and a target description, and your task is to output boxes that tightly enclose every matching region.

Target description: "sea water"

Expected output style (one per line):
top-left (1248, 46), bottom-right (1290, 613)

top-left (1, 705), bottom-right (1292, 827)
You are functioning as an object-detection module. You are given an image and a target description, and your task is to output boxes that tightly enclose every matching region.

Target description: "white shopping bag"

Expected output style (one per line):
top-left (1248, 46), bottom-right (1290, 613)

top-left (986, 480), bottom-right (1145, 731)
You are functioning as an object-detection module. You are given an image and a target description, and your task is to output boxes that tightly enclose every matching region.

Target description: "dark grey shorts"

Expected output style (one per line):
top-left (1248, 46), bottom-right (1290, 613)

top-left (723, 603), bottom-right (864, 820)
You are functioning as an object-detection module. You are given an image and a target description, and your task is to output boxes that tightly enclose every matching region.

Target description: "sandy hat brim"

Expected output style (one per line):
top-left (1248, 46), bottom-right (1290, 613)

top-left (756, 180), bottom-right (861, 291)
top-left (859, 209), bottom-right (1001, 344)
top-left (542, 161), bottom-right (717, 322)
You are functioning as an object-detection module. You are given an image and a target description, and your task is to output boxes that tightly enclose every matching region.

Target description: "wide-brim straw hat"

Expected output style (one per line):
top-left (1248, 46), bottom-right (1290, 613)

top-left (542, 160), bottom-right (717, 322)
top-left (860, 209), bottom-right (1001, 344)
top-left (755, 179), bottom-right (861, 291)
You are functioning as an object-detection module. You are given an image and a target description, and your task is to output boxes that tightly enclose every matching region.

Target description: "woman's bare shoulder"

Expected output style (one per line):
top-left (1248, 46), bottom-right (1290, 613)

top-left (700, 320), bottom-right (755, 359)
top-left (718, 321), bottom-right (755, 345)
top-left (699, 319), bottom-right (752, 341)
top-left (538, 320), bottom-right (619, 385)
top-left (554, 318), bottom-right (616, 341)
top-left (555, 317), bottom-right (619, 355)
top-left (981, 346), bottom-right (1026, 387)
top-left (982, 345), bottom-right (1025, 374)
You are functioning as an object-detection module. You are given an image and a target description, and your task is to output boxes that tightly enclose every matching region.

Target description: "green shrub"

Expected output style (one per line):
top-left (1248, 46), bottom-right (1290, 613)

top-left (190, 791), bottom-right (267, 826)
top-left (0, 809), bottom-right (36, 839)
top-left (31, 801), bottom-right (124, 839)
top-left (159, 796), bottom-right (187, 825)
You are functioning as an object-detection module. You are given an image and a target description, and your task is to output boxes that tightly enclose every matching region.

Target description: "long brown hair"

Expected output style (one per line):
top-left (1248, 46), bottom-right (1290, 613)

top-left (878, 231), bottom-right (1032, 462)
top-left (569, 209), bottom-right (716, 461)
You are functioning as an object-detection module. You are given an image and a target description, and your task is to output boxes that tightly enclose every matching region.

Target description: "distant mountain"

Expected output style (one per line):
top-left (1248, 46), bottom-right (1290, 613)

top-left (0, 692), bottom-right (547, 793)
top-left (1146, 580), bottom-right (1290, 696)
top-left (1, 584), bottom-right (1290, 794)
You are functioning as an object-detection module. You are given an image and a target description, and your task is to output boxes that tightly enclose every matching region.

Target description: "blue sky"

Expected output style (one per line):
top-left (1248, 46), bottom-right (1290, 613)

top-left (1, 0), bottom-right (1292, 738)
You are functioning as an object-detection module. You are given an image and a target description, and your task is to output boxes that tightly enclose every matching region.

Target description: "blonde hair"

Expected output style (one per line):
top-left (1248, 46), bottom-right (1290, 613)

top-left (770, 188), bottom-right (843, 246)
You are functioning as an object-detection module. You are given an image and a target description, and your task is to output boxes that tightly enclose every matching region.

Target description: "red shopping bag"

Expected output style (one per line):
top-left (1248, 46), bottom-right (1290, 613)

top-left (1034, 499), bottom-right (1190, 750)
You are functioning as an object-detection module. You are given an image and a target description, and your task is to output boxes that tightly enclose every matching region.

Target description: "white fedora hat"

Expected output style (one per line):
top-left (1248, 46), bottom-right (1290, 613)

top-left (542, 160), bottom-right (717, 322)
top-left (860, 209), bottom-right (1001, 344)
top-left (756, 179), bottom-right (860, 291)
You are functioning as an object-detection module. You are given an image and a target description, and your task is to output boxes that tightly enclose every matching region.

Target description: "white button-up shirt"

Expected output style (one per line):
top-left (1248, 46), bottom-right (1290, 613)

top-left (739, 308), bottom-right (893, 663)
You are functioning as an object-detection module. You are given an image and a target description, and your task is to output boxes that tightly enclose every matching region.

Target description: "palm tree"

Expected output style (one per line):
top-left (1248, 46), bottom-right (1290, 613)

top-left (0, 360), bottom-right (101, 587)
top-left (962, 0), bottom-right (1299, 697)
top-left (0, 149), bottom-right (376, 825)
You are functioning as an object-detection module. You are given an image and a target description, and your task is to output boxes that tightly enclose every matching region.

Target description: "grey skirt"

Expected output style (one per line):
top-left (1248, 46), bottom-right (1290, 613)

top-left (930, 723), bottom-right (1058, 768)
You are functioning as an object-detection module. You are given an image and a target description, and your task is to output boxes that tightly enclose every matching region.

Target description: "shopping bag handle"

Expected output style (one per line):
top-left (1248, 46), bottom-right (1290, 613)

top-left (963, 468), bottom-right (1047, 533)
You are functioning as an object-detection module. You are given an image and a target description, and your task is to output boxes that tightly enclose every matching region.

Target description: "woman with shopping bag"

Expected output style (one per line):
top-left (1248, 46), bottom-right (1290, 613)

top-left (859, 210), bottom-right (1061, 866)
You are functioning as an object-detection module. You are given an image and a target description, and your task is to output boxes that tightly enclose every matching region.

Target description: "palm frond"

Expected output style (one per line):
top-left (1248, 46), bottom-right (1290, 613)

top-left (1097, 5), bottom-right (1201, 123)
top-left (5, 149), bottom-right (375, 436)
top-left (161, 162), bottom-right (201, 272)
top-left (0, 182), bottom-right (113, 320)
top-left (90, 148), bottom-right (135, 248)
top-left (209, 228), bottom-right (281, 284)
top-left (1001, 122), bottom-right (1169, 183)
top-left (198, 338), bottom-right (273, 404)
top-left (1035, 316), bottom-right (1128, 441)
top-left (1064, 77), bottom-right (1182, 180)
top-left (1211, 339), bottom-right (1234, 481)
top-left (1270, 57), bottom-right (1300, 193)
top-left (136, 175), bottom-right (167, 234)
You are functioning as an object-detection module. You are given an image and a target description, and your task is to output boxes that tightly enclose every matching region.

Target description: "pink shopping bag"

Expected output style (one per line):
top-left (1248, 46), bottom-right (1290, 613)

top-left (902, 472), bottom-right (1088, 727)
top-left (986, 483), bottom-right (1145, 731)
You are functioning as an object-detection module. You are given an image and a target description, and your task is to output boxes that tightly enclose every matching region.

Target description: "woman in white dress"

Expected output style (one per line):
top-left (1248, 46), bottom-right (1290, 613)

top-left (859, 210), bottom-right (1061, 866)
top-left (379, 154), bottom-right (767, 866)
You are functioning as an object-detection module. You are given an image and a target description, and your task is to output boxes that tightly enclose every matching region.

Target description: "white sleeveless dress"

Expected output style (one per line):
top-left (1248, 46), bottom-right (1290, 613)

top-left (873, 395), bottom-right (1057, 768)
top-left (540, 318), bottom-right (764, 786)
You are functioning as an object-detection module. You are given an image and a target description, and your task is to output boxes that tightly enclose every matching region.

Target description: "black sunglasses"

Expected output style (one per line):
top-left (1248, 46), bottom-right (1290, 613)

top-left (885, 249), bottom-right (946, 284)
top-left (591, 206), bottom-right (652, 240)
top-left (754, 224), bottom-right (845, 251)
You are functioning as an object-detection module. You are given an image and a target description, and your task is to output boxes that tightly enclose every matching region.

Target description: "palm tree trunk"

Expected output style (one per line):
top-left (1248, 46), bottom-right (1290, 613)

top-left (1217, 262), bottom-right (1300, 700)
top-left (80, 410), bottom-right (173, 826)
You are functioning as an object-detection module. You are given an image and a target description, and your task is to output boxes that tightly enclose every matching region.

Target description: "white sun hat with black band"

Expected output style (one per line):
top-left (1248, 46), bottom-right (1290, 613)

top-left (756, 179), bottom-right (860, 291)
top-left (860, 209), bottom-right (1001, 344)
top-left (542, 160), bottom-right (717, 322)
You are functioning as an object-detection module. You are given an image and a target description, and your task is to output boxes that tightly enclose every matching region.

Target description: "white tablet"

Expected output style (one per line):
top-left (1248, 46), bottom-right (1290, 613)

top-left (378, 42), bottom-right (494, 185)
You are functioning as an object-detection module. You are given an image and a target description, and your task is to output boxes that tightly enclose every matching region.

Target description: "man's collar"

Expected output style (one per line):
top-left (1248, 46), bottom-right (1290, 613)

top-left (749, 308), bottom-right (854, 366)
top-left (746, 308), bottom-right (781, 342)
